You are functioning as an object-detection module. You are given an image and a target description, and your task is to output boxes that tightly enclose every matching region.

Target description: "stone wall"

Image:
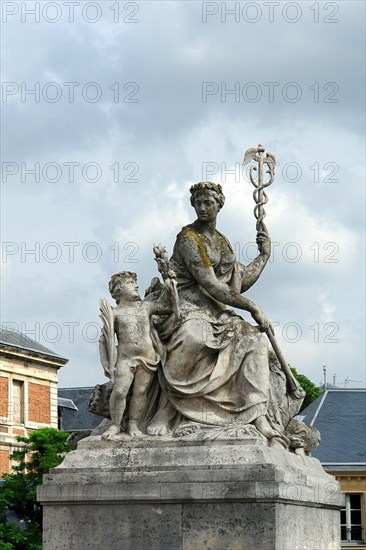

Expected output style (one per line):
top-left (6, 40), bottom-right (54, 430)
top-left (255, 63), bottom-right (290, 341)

top-left (0, 348), bottom-right (64, 475)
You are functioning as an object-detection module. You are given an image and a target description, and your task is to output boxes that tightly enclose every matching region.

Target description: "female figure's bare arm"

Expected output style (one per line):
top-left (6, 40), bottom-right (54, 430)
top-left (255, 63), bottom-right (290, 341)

top-left (177, 236), bottom-right (270, 328)
top-left (239, 227), bottom-right (271, 292)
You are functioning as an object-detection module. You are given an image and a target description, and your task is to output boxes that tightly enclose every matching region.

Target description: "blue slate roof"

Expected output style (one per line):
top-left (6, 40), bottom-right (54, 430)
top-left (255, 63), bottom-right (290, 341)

top-left (58, 387), bottom-right (102, 432)
top-left (0, 327), bottom-right (68, 363)
top-left (301, 389), bottom-right (366, 465)
top-left (58, 397), bottom-right (78, 411)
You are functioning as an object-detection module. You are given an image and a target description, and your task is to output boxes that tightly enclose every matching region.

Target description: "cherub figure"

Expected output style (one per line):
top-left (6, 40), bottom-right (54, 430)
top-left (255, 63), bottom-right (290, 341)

top-left (99, 270), bottom-right (173, 439)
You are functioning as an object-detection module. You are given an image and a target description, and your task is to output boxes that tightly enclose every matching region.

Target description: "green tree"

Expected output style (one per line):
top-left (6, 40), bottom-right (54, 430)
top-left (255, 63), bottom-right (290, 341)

top-left (290, 366), bottom-right (322, 411)
top-left (0, 427), bottom-right (73, 550)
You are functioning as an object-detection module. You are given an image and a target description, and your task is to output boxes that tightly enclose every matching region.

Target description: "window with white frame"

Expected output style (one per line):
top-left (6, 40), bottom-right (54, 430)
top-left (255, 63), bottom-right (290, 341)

top-left (341, 493), bottom-right (363, 543)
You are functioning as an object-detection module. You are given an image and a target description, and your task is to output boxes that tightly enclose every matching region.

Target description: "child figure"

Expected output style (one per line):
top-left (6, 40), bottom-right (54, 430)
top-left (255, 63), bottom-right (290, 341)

top-left (100, 271), bottom-right (173, 439)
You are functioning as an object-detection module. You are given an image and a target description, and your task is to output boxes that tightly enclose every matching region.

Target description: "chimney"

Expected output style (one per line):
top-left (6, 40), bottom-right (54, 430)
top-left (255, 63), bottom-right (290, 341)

top-left (323, 365), bottom-right (327, 390)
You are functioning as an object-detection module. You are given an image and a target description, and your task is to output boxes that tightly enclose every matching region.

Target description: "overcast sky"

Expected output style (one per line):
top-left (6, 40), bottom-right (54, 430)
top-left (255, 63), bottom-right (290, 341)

top-left (1, 0), bottom-right (365, 390)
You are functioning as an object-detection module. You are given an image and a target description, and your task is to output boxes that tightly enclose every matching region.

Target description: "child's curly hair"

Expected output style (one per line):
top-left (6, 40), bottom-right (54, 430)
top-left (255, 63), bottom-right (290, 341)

top-left (108, 271), bottom-right (137, 302)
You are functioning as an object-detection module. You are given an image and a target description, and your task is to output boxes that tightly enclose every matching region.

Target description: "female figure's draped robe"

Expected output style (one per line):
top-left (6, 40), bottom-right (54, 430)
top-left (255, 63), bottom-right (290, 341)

top-left (149, 224), bottom-right (271, 432)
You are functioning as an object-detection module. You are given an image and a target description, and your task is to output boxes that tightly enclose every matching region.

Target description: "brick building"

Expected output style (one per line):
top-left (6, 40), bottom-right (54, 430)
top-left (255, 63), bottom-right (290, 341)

top-left (0, 328), bottom-right (68, 476)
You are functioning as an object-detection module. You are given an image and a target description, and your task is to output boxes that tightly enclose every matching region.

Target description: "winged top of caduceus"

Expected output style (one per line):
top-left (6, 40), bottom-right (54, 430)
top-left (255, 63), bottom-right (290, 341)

top-left (242, 144), bottom-right (276, 178)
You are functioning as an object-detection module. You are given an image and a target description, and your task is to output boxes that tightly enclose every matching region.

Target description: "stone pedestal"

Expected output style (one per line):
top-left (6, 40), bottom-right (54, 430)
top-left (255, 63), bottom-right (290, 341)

top-left (38, 436), bottom-right (342, 550)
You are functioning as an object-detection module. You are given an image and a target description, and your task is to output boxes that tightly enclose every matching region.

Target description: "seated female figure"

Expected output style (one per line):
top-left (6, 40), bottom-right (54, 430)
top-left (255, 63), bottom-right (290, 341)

top-left (147, 182), bottom-right (286, 443)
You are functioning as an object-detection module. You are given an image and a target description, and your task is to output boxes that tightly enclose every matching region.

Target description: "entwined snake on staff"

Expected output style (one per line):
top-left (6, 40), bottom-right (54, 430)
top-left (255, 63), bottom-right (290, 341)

top-left (243, 144), bottom-right (305, 399)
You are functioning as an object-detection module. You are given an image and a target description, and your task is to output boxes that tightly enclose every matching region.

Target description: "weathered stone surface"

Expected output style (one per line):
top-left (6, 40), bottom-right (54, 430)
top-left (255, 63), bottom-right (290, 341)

top-left (38, 439), bottom-right (342, 550)
top-left (43, 503), bottom-right (182, 550)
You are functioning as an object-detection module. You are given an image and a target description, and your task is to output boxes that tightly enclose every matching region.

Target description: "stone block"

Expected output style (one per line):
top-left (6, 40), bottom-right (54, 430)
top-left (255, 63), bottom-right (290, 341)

top-left (38, 438), bottom-right (342, 550)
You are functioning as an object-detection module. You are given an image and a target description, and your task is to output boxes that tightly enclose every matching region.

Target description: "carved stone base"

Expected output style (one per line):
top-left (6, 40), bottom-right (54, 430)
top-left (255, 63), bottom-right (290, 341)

top-left (38, 437), bottom-right (342, 550)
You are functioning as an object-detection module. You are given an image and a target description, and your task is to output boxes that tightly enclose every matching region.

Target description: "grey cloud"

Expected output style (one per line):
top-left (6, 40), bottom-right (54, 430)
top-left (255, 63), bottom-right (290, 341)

top-left (2, 1), bottom-right (365, 387)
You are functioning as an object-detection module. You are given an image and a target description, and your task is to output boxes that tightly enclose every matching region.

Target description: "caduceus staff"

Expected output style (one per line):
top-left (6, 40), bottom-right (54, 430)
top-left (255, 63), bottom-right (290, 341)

top-left (243, 144), bottom-right (305, 399)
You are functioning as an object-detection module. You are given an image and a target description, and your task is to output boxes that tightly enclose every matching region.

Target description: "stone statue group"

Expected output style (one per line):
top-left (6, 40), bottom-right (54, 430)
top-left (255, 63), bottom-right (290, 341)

top-left (88, 178), bottom-right (320, 455)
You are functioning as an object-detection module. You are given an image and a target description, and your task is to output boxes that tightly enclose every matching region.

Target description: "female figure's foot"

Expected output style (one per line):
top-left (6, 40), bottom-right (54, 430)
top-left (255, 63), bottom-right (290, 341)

top-left (146, 422), bottom-right (168, 436)
top-left (127, 421), bottom-right (144, 437)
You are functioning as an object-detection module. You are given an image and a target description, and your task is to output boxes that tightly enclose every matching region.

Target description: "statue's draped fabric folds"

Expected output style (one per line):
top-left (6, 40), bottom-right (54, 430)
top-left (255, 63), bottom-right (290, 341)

top-left (149, 224), bottom-right (270, 433)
